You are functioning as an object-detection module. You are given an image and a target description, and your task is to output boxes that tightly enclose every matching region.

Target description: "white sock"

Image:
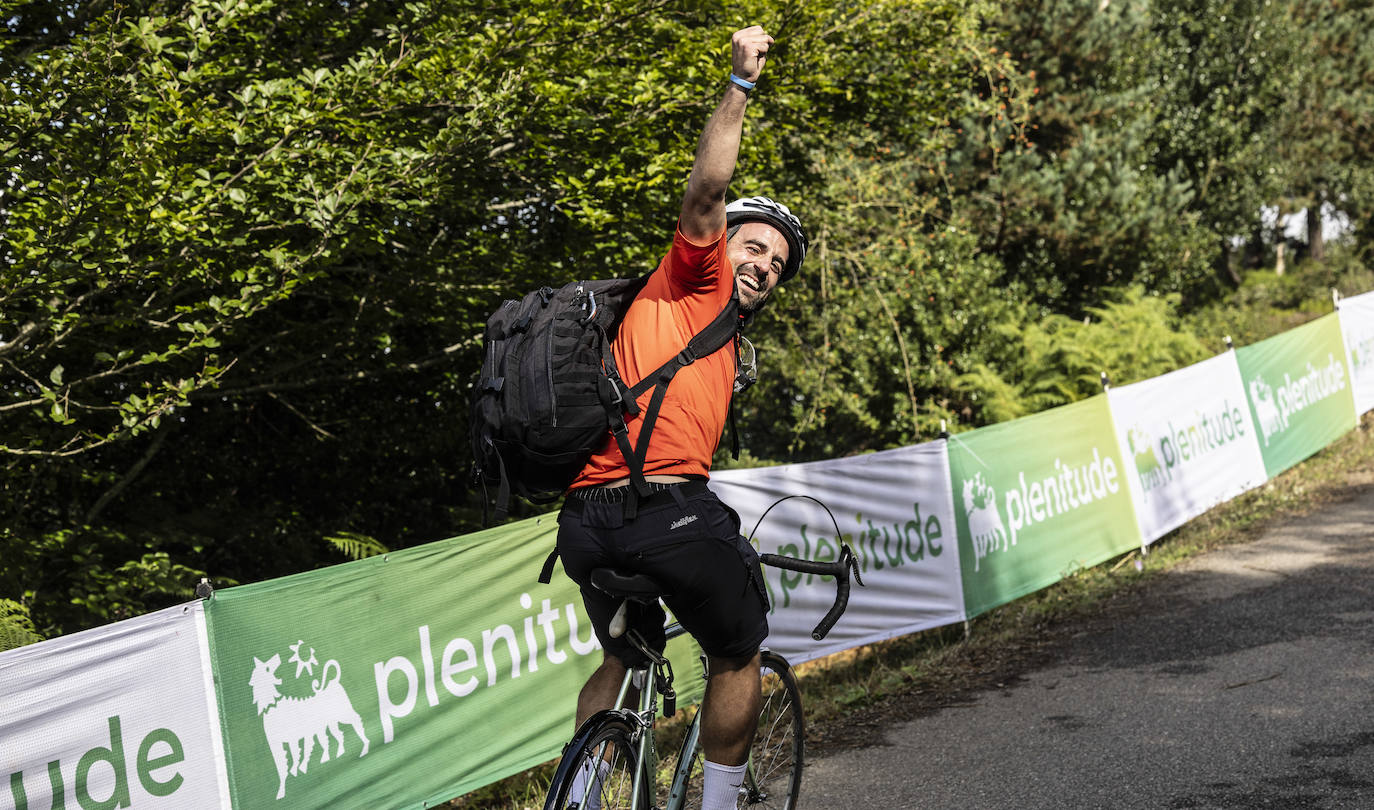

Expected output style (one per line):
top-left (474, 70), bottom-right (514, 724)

top-left (701, 759), bottom-right (747, 810)
top-left (568, 757), bottom-right (610, 809)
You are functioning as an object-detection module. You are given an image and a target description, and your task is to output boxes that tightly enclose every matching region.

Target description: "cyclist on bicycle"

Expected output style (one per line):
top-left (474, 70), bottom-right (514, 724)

top-left (555, 24), bottom-right (807, 810)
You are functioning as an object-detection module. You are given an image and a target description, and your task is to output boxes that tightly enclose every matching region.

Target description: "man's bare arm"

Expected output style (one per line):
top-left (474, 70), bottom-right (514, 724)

top-left (679, 26), bottom-right (773, 243)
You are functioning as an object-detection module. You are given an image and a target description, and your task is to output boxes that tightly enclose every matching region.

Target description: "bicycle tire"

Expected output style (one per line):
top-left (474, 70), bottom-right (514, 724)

top-left (545, 713), bottom-right (649, 810)
top-left (744, 651), bottom-right (804, 808)
top-left (676, 651), bottom-right (805, 809)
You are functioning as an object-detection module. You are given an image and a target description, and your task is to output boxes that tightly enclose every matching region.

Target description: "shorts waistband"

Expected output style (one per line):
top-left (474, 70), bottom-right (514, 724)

top-left (567, 478), bottom-right (710, 505)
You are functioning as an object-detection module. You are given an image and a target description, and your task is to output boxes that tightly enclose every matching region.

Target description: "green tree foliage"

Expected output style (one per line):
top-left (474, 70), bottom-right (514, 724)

top-left (1277, 0), bottom-right (1374, 257)
top-left (3, 1), bottom-right (463, 455)
top-left (1146, 0), bottom-right (1300, 251)
top-left (1, 0), bottom-right (1370, 640)
top-left (955, 1), bottom-right (1154, 304)
top-left (4, 0), bottom-right (506, 630)
top-left (0, 523), bottom-right (209, 634)
top-left (953, 0), bottom-right (1306, 307)
top-left (735, 152), bottom-right (1031, 458)
top-left (952, 0), bottom-right (1203, 305)
top-left (1, 0), bottom-right (1017, 634)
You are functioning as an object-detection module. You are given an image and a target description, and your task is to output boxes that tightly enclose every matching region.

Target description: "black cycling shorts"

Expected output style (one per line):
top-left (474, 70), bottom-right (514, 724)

top-left (556, 481), bottom-right (770, 668)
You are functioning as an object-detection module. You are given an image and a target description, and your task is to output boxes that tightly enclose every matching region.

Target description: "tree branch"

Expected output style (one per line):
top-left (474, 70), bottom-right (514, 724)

top-left (268, 391), bottom-right (336, 440)
top-left (83, 425), bottom-right (172, 524)
top-left (848, 254), bottom-right (921, 436)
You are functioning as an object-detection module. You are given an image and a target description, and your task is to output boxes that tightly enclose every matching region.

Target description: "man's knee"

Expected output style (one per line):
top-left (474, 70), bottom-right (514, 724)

top-left (707, 650), bottom-right (761, 679)
top-left (577, 653), bottom-right (632, 726)
top-left (582, 653), bottom-right (629, 700)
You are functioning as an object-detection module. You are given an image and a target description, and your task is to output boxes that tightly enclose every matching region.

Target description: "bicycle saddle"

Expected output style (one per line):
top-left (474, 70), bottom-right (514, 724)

top-left (589, 568), bottom-right (671, 602)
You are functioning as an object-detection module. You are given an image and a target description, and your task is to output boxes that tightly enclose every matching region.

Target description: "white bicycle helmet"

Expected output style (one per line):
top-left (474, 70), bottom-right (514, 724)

top-left (725, 196), bottom-right (808, 283)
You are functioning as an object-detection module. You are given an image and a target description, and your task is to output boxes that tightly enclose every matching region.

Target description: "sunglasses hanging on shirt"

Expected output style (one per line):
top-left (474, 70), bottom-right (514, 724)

top-left (734, 335), bottom-right (758, 393)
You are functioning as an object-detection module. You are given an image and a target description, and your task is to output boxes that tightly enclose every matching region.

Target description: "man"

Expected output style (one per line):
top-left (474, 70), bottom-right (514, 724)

top-left (555, 24), bottom-right (807, 810)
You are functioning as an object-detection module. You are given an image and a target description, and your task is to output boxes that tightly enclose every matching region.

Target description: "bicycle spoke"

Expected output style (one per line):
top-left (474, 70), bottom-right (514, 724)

top-left (670, 655), bottom-right (805, 809)
top-left (751, 688), bottom-right (795, 787)
top-left (742, 653), bottom-right (803, 809)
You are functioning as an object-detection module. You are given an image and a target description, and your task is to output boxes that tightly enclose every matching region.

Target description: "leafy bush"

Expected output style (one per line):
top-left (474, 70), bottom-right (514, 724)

top-left (952, 285), bottom-right (1212, 425)
top-left (1185, 247), bottom-right (1374, 347)
top-left (736, 150), bottom-right (1032, 460)
top-left (1, 527), bottom-right (210, 637)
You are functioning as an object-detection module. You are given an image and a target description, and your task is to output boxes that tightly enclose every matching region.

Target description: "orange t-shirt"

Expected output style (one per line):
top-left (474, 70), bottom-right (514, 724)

top-left (572, 225), bottom-right (735, 487)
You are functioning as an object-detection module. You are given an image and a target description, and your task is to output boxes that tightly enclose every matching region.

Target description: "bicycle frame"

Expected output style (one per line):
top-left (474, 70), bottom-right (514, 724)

top-left (571, 622), bottom-right (699, 810)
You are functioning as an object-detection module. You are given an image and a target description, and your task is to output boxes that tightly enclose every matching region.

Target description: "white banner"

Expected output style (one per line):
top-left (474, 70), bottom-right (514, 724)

top-left (710, 441), bottom-right (963, 665)
top-left (1337, 290), bottom-right (1374, 414)
top-left (1107, 352), bottom-right (1268, 545)
top-left (0, 602), bottom-right (231, 810)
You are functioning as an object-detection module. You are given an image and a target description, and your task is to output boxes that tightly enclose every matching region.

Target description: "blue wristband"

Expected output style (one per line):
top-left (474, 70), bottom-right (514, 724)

top-left (729, 73), bottom-right (756, 92)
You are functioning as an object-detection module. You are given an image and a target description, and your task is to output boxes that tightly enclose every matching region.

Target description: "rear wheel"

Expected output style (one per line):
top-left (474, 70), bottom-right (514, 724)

top-left (545, 713), bottom-right (648, 810)
top-left (676, 651), bottom-right (804, 809)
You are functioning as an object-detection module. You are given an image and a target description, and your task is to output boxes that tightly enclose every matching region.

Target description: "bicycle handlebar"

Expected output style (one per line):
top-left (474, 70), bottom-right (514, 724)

top-left (758, 544), bottom-right (864, 641)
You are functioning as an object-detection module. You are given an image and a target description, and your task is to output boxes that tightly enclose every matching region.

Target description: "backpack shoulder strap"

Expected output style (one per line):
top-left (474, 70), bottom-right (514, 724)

top-left (627, 296), bottom-right (741, 399)
top-left (609, 295), bottom-right (740, 507)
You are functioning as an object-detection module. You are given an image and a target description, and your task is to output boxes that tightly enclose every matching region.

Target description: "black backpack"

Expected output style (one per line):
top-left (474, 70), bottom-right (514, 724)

top-left (470, 274), bottom-right (742, 522)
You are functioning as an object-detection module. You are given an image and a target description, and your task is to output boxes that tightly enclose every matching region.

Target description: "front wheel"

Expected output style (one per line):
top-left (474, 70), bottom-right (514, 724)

top-left (545, 712), bottom-right (649, 810)
top-left (743, 651), bottom-right (804, 808)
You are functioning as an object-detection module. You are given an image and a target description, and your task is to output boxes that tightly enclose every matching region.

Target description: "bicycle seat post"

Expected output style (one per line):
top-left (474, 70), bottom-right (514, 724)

top-left (620, 627), bottom-right (677, 720)
top-left (591, 566), bottom-right (679, 721)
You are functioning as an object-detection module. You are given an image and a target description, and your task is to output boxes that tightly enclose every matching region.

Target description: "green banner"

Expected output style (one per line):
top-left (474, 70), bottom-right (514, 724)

top-left (1235, 313), bottom-right (1357, 478)
top-left (204, 513), bottom-right (702, 808)
top-left (948, 396), bottom-right (1141, 617)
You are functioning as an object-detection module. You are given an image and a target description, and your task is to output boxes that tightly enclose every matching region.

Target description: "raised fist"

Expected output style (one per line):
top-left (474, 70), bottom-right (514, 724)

top-left (731, 26), bottom-right (774, 84)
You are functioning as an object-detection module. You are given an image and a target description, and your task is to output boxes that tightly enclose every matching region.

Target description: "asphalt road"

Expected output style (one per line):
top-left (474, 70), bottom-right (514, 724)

top-left (802, 480), bottom-right (1374, 810)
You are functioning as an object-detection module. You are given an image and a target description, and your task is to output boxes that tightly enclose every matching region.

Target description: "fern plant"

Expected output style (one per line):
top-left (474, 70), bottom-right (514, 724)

top-left (953, 285), bottom-right (1211, 426)
top-left (0, 599), bottom-right (43, 652)
top-left (324, 532), bottom-right (390, 561)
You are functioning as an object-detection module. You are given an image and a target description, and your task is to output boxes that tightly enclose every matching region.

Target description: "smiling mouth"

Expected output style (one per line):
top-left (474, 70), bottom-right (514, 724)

top-left (738, 274), bottom-right (762, 292)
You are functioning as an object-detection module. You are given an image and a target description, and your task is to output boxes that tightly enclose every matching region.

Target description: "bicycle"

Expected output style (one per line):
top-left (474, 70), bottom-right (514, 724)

top-left (542, 544), bottom-right (863, 810)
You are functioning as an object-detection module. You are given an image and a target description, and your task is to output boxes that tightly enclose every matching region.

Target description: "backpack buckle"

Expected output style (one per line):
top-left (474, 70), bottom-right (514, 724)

top-left (604, 370), bottom-right (639, 416)
top-left (577, 288), bottom-right (599, 325)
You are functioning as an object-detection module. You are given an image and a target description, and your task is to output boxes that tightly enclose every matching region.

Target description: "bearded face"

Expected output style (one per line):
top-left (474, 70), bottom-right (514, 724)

top-left (727, 221), bottom-right (789, 311)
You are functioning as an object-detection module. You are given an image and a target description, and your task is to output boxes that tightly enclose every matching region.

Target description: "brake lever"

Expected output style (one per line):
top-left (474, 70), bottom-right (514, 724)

top-left (839, 544), bottom-right (864, 588)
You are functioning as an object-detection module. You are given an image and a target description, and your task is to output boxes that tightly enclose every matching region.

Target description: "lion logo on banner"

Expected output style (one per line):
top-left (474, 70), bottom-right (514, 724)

top-left (1126, 425), bottom-right (1167, 494)
top-left (250, 641), bottom-right (371, 799)
top-left (962, 473), bottom-right (1009, 572)
top-left (1248, 376), bottom-right (1285, 446)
